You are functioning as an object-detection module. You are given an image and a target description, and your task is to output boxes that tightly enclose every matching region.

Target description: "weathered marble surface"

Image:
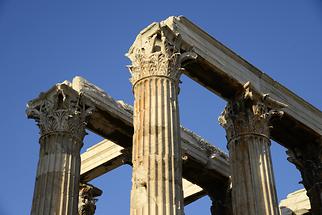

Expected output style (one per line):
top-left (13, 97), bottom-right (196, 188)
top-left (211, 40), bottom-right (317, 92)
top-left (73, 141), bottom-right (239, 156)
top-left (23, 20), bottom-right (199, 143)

top-left (80, 139), bottom-right (206, 205)
top-left (279, 189), bottom-right (310, 215)
top-left (162, 16), bottom-right (321, 147)
top-left (72, 76), bottom-right (230, 190)
top-left (27, 84), bottom-right (93, 215)
top-left (219, 82), bottom-right (284, 215)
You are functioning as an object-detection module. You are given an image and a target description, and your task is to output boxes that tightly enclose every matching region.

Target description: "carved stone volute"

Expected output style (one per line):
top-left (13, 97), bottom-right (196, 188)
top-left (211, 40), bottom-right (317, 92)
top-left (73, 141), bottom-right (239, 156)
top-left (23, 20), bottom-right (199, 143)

top-left (219, 82), bottom-right (286, 145)
top-left (26, 86), bottom-right (94, 142)
top-left (127, 23), bottom-right (183, 87)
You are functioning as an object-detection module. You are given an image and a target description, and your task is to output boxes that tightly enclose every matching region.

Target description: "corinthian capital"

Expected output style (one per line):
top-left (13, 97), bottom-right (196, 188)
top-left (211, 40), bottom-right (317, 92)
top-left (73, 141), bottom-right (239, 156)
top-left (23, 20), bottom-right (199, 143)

top-left (26, 83), bottom-right (94, 141)
top-left (218, 82), bottom-right (287, 142)
top-left (127, 23), bottom-right (183, 86)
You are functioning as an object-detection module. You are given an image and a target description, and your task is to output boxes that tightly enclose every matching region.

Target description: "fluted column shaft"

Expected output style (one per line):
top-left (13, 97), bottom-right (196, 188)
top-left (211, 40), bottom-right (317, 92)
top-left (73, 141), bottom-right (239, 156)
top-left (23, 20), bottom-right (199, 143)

top-left (130, 77), bottom-right (183, 215)
top-left (27, 89), bottom-right (92, 215)
top-left (227, 128), bottom-right (278, 215)
top-left (127, 25), bottom-right (184, 215)
top-left (32, 133), bottom-right (82, 215)
top-left (219, 82), bottom-right (285, 215)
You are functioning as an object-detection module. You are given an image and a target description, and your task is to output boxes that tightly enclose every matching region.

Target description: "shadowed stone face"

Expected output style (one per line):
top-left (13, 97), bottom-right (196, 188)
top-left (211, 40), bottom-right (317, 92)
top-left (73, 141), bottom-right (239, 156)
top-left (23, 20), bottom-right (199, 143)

top-left (78, 183), bottom-right (102, 215)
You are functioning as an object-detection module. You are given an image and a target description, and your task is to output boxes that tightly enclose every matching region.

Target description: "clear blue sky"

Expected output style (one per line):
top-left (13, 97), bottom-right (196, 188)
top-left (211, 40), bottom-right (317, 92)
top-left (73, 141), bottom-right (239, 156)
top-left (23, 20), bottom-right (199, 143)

top-left (1, 0), bottom-right (321, 214)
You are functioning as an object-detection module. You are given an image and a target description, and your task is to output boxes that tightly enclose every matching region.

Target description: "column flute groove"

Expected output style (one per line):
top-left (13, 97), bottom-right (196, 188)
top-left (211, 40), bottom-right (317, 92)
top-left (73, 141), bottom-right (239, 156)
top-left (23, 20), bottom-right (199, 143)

top-left (219, 82), bottom-right (286, 215)
top-left (127, 25), bottom-right (185, 215)
top-left (27, 89), bottom-right (93, 215)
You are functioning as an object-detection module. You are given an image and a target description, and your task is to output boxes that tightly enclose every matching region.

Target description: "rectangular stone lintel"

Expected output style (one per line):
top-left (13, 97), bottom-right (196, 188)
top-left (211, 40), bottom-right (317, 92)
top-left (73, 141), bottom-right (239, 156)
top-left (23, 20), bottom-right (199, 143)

top-left (28, 76), bottom-right (229, 193)
top-left (161, 16), bottom-right (321, 148)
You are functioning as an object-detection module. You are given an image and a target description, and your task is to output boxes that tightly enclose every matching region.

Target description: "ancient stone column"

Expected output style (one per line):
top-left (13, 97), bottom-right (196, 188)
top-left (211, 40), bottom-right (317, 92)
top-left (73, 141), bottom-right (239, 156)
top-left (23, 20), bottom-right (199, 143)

top-left (78, 183), bottom-right (103, 215)
top-left (219, 82), bottom-right (286, 215)
top-left (287, 139), bottom-right (322, 215)
top-left (208, 184), bottom-right (232, 215)
top-left (27, 86), bottom-right (93, 215)
top-left (127, 25), bottom-right (184, 215)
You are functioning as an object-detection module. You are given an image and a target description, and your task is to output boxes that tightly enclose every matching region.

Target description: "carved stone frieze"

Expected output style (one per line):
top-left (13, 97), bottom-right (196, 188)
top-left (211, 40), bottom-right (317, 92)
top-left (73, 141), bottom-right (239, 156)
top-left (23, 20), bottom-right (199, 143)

top-left (127, 24), bottom-right (183, 86)
top-left (78, 183), bottom-right (102, 215)
top-left (26, 88), bottom-right (94, 141)
top-left (218, 82), bottom-right (286, 144)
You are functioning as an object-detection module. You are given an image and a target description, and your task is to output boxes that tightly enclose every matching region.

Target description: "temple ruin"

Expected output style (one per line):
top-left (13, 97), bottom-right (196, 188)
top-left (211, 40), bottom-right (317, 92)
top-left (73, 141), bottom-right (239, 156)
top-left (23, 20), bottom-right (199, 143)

top-left (26, 16), bottom-right (322, 215)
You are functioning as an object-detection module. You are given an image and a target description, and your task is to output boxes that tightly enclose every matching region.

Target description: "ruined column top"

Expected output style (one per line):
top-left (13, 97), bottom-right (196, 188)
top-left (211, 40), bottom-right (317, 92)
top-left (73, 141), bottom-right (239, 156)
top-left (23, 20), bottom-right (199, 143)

top-left (218, 81), bottom-right (287, 123)
top-left (218, 82), bottom-right (287, 144)
top-left (26, 80), bottom-right (94, 140)
top-left (26, 81), bottom-right (78, 115)
top-left (126, 20), bottom-right (197, 87)
top-left (128, 16), bottom-right (321, 148)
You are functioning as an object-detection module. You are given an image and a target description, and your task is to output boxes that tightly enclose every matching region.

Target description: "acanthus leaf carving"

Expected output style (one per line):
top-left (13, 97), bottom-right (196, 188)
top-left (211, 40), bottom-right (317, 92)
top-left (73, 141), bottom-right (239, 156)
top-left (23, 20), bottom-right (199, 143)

top-left (26, 88), bottom-right (94, 141)
top-left (219, 81), bottom-right (287, 144)
top-left (127, 24), bottom-right (183, 86)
